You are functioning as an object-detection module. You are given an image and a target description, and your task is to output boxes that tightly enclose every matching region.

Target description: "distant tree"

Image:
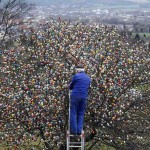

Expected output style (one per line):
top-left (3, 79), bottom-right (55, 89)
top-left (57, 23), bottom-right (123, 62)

top-left (133, 23), bottom-right (139, 33)
top-left (134, 33), bottom-right (140, 41)
top-left (140, 28), bottom-right (143, 33)
top-left (143, 34), bottom-right (146, 38)
top-left (0, 0), bottom-right (30, 47)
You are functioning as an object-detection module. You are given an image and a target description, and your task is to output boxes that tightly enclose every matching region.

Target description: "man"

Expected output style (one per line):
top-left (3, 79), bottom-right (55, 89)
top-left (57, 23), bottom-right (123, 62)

top-left (69, 65), bottom-right (91, 135)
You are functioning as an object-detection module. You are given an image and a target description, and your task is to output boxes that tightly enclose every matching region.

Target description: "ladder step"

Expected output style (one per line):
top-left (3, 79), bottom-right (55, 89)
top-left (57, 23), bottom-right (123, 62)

top-left (69, 142), bottom-right (83, 144)
top-left (69, 134), bottom-right (81, 137)
top-left (69, 146), bottom-right (82, 148)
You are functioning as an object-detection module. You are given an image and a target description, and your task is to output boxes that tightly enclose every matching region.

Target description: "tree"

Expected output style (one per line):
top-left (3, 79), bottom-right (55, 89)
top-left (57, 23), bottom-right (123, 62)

top-left (0, 0), bottom-right (30, 48)
top-left (0, 19), bottom-right (150, 149)
top-left (134, 33), bottom-right (140, 41)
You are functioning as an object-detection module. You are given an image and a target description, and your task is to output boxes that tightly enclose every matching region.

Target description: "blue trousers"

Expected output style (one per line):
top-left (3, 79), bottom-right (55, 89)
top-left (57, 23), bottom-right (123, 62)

top-left (70, 96), bottom-right (87, 134)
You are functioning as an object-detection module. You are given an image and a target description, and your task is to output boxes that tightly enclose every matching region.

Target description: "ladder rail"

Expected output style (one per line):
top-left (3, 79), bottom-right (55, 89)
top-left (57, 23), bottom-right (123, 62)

top-left (68, 90), bottom-right (71, 132)
top-left (67, 130), bottom-right (70, 150)
top-left (81, 131), bottom-right (85, 150)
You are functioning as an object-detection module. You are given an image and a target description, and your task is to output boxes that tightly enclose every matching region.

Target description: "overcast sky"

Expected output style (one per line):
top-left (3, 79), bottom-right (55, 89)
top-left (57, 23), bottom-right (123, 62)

top-left (25, 0), bottom-right (150, 7)
top-left (129, 0), bottom-right (150, 2)
top-left (0, 0), bottom-right (150, 3)
top-left (25, 0), bottom-right (150, 3)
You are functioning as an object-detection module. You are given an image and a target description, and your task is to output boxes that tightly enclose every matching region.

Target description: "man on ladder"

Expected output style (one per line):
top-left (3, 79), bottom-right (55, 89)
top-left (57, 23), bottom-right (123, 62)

top-left (67, 65), bottom-right (91, 150)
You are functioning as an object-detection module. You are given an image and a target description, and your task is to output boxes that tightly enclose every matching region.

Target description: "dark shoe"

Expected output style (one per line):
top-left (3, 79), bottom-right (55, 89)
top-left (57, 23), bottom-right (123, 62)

top-left (71, 135), bottom-right (78, 142)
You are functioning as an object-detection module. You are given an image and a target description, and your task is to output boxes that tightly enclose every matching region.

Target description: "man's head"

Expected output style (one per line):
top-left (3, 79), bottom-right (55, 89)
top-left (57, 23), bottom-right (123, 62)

top-left (75, 65), bottom-right (85, 73)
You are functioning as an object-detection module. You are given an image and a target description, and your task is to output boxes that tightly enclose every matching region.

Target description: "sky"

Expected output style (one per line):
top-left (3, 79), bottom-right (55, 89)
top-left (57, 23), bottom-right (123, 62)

top-left (0, 0), bottom-right (150, 3)
top-left (24, 0), bottom-right (150, 8)
top-left (25, 0), bottom-right (150, 4)
top-left (129, 0), bottom-right (150, 2)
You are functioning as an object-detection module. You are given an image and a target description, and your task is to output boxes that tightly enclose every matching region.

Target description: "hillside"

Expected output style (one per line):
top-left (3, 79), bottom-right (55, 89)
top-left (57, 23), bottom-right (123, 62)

top-left (26, 0), bottom-right (150, 9)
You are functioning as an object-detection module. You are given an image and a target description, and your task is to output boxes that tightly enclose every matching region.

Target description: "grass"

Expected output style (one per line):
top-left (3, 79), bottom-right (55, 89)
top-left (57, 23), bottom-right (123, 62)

top-left (138, 33), bottom-right (150, 37)
top-left (132, 32), bottom-right (150, 38)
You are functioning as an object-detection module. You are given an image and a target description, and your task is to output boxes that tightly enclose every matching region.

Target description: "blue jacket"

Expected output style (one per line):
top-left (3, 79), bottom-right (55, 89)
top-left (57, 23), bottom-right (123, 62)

top-left (69, 71), bottom-right (91, 98)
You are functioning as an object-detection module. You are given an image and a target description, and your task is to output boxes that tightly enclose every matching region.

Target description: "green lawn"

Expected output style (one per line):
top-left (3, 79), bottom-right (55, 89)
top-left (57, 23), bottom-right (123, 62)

top-left (132, 32), bottom-right (150, 38)
top-left (139, 33), bottom-right (150, 37)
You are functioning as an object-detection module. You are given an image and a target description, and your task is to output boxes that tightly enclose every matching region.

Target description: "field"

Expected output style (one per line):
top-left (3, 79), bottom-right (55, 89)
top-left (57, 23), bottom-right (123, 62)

top-left (132, 32), bottom-right (150, 38)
